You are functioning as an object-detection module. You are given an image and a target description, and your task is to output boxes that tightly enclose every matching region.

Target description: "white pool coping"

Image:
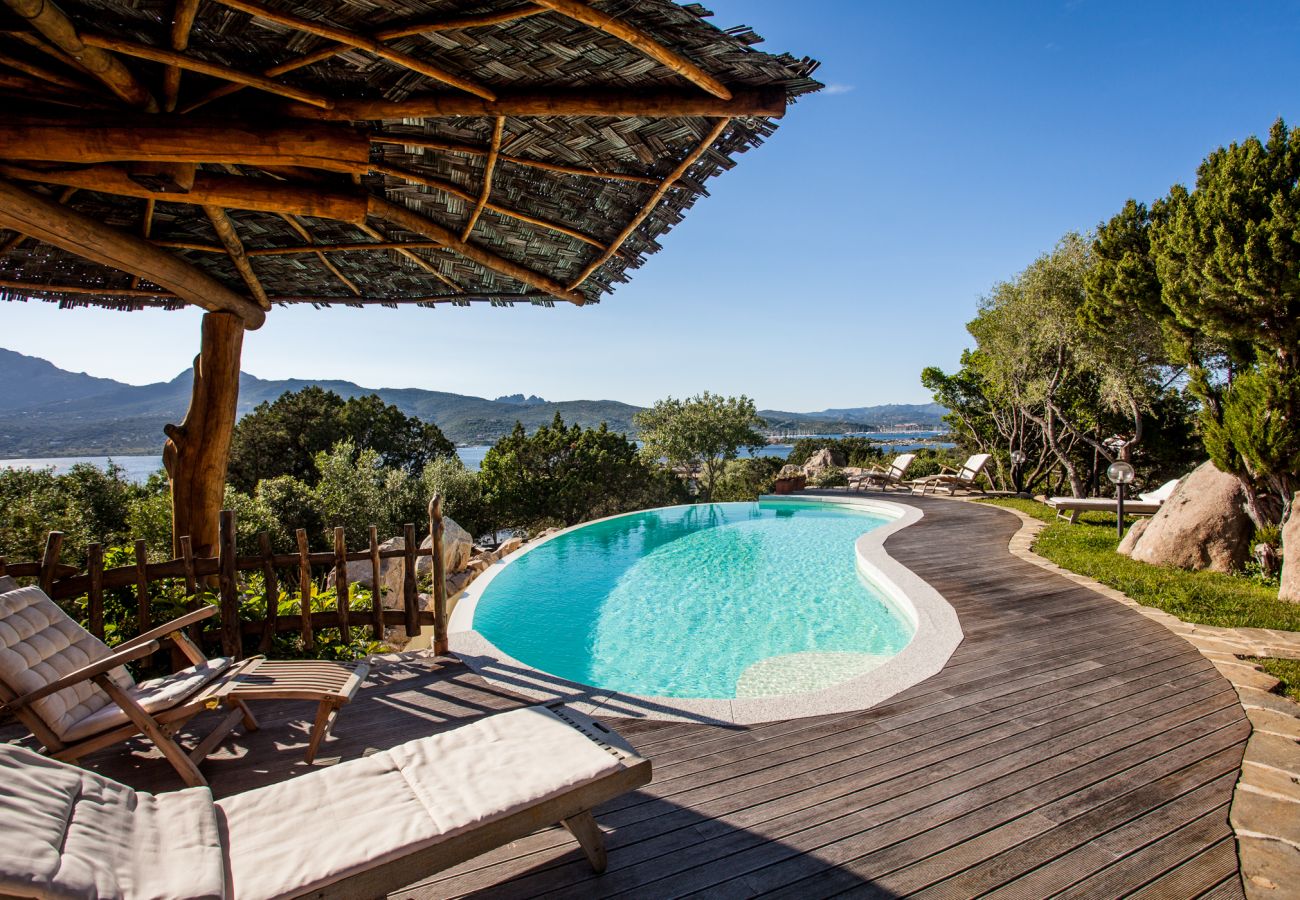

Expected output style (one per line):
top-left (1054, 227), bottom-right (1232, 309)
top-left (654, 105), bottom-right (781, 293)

top-left (447, 496), bottom-right (963, 725)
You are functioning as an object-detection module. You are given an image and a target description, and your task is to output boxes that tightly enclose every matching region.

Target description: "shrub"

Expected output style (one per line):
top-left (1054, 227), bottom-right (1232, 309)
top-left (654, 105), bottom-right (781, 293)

top-left (712, 457), bottom-right (784, 502)
top-left (815, 466), bottom-right (849, 488)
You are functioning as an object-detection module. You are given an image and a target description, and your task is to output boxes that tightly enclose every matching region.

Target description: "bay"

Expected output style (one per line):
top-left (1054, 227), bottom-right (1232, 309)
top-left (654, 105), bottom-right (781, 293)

top-left (0, 432), bottom-right (952, 485)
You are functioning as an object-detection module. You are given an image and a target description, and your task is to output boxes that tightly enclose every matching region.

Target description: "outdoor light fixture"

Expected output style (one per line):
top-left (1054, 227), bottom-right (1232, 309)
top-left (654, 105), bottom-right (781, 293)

top-left (1009, 450), bottom-right (1027, 493)
top-left (1107, 460), bottom-right (1136, 540)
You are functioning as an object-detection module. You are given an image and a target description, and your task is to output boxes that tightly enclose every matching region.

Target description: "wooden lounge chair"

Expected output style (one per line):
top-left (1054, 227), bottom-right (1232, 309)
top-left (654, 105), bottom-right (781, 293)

top-left (0, 703), bottom-right (651, 899)
top-left (0, 584), bottom-right (260, 788)
top-left (849, 453), bottom-right (916, 492)
top-left (1046, 478), bottom-right (1180, 524)
top-left (909, 453), bottom-right (993, 495)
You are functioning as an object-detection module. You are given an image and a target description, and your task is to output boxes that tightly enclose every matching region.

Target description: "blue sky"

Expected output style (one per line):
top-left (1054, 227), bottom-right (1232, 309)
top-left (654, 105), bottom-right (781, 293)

top-left (3, 0), bottom-right (1298, 410)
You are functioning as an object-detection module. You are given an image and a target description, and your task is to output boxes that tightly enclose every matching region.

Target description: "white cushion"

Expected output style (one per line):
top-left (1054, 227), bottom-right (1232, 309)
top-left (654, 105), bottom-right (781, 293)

top-left (1139, 478), bottom-right (1180, 503)
top-left (60, 657), bottom-right (234, 743)
top-left (0, 575), bottom-right (18, 594)
top-left (0, 586), bottom-right (133, 741)
top-left (219, 705), bottom-right (627, 900)
top-left (0, 742), bottom-right (225, 900)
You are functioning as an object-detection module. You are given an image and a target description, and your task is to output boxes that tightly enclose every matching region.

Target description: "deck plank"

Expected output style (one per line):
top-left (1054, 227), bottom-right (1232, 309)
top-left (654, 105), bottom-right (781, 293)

top-left (2, 495), bottom-right (1249, 897)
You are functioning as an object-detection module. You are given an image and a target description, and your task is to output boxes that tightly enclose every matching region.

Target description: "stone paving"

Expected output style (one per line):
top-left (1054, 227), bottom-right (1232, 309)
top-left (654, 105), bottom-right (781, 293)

top-left (994, 502), bottom-right (1300, 898)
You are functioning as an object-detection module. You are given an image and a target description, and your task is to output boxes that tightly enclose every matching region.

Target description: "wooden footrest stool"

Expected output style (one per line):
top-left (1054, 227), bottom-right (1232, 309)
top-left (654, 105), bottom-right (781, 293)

top-left (220, 658), bottom-right (369, 763)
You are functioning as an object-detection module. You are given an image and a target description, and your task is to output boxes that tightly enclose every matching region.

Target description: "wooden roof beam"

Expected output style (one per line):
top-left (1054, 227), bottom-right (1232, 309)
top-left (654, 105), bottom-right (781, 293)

top-left (277, 213), bottom-right (361, 297)
top-left (0, 163), bottom-right (370, 222)
top-left (284, 86), bottom-right (783, 120)
top-left (0, 47), bottom-right (99, 93)
top-left (163, 0), bottom-right (201, 112)
top-left (461, 118), bottom-right (503, 242)
top-left (2, 0), bottom-right (157, 110)
top-left (212, 0), bottom-right (495, 101)
top-left (355, 222), bottom-right (461, 294)
top-left (569, 117), bottom-right (729, 291)
top-left (0, 277), bottom-right (175, 298)
top-left (204, 206), bottom-right (270, 310)
top-left (0, 178), bottom-right (264, 326)
top-left (81, 33), bottom-right (333, 109)
top-left (530, 0), bottom-right (731, 100)
top-left (368, 196), bottom-right (585, 305)
top-left (374, 163), bottom-right (603, 248)
top-left (180, 6), bottom-right (544, 113)
top-left (372, 133), bottom-right (661, 185)
top-left (0, 114), bottom-right (371, 173)
top-left (154, 240), bottom-right (448, 256)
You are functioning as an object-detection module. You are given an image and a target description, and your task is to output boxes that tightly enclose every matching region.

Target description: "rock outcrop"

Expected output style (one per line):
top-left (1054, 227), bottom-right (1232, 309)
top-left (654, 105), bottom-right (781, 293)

top-left (326, 536), bottom-right (405, 608)
top-left (1125, 460), bottom-right (1254, 573)
top-left (1281, 499), bottom-right (1300, 603)
top-left (802, 447), bottom-right (845, 474)
top-left (1116, 518), bottom-right (1150, 557)
top-left (415, 515), bottom-right (473, 578)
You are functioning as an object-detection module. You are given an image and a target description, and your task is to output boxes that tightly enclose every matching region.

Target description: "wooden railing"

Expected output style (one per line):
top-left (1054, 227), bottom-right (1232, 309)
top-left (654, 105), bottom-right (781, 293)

top-left (0, 496), bottom-right (451, 658)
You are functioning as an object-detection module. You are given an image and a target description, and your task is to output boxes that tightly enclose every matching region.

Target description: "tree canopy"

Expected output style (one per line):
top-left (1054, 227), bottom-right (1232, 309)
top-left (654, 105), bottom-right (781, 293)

top-left (634, 392), bottom-right (767, 502)
top-left (479, 414), bottom-right (682, 534)
top-left (227, 387), bottom-right (455, 492)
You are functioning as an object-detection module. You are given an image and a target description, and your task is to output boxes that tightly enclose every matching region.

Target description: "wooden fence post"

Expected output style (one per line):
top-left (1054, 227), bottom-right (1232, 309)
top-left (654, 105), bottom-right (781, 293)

top-left (296, 528), bottom-right (314, 649)
top-left (402, 523), bottom-right (418, 637)
top-left (38, 532), bottom-right (63, 594)
top-left (86, 543), bottom-right (105, 640)
top-left (429, 494), bottom-right (448, 655)
top-left (368, 525), bottom-right (384, 641)
top-left (133, 540), bottom-right (151, 634)
top-left (258, 532), bottom-right (278, 652)
top-left (333, 526), bottom-right (351, 643)
top-left (218, 510), bottom-right (240, 658)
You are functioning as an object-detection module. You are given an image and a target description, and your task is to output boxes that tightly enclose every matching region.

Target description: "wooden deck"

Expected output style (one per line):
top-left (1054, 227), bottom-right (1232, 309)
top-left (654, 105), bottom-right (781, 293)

top-left (7, 497), bottom-right (1248, 897)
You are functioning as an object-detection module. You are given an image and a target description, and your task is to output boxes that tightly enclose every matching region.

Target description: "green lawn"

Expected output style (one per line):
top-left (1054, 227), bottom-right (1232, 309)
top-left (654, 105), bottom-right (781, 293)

top-left (979, 498), bottom-right (1300, 633)
top-left (1258, 659), bottom-right (1300, 703)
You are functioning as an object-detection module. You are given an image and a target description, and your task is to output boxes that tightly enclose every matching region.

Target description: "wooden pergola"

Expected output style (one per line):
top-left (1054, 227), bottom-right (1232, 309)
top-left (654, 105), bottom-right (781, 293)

top-left (0, 0), bottom-right (819, 555)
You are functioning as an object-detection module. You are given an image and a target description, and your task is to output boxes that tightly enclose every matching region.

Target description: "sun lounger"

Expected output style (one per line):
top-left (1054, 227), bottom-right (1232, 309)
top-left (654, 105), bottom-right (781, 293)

top-left (849, 453), bottom-right (916, 492)
top-left (1046, 478), bottom-right (1180, 524)
top-left (0, 584), bottom-right (365, 787)
top-left (909, 453), bottom-right (993, 495)
top-left (0, 703), bottom-right (650, 899)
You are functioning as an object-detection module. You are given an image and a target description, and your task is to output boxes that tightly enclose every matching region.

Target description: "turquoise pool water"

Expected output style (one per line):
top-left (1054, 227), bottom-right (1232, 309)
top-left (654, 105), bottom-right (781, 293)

top-left (472, 501), bottom-right (915, 699)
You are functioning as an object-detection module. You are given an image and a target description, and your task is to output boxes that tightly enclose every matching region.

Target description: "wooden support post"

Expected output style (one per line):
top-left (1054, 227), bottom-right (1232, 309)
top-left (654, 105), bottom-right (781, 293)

top-left (296, 528), bottom-right (314, 649)
top-left (86, 543), bottom-right (105, 640)
top-left (133, 539), bottom-right (151, 634)
top-left (368, 525), bottom-right (384, 641)
top-left (164, 312), bottom-right (245, 560)
top-left (429, 495), bottom-right (448, 655)
top-left (38, 532), bottom-right (63, 595)
top-left (402, 523), bottom-right (419, 638)
top-left (258, 532), bottom-right (278, 652)
top-left (217, 510), bottom-right (240, 658)
top-left (333, 526), bottom-right (351, 643)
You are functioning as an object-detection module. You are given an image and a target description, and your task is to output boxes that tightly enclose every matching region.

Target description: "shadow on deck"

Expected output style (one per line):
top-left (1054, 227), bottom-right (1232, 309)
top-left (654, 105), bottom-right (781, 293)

top-left (3, 497), bottom-right (1248, 898)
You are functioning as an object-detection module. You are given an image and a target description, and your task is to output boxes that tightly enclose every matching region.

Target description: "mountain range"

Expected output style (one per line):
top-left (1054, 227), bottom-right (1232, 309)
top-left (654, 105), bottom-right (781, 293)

top-left (0, 348), bottom-right (947, 456)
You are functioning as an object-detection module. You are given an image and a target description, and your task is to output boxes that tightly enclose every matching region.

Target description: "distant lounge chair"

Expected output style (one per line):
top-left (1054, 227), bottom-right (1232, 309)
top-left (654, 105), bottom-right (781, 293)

top-left (909, 453), bottom-right (993, 495)
top-left (1046, 478), bottom-right (1180, 524)
top-left (849, 453), bottom-right (916, 492)
top-left (0, 703), bottom-right (651, 899)
top-left (0, 585), bottom-right (258, 788)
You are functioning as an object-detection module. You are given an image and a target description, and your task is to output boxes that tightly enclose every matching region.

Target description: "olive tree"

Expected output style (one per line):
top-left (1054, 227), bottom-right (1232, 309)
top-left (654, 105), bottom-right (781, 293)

top-left (634, 392), bottom-right (766, 502)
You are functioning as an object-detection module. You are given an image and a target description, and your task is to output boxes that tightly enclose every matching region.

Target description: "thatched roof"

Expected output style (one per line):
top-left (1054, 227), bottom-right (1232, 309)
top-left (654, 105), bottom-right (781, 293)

top-left (0, 0), bottom-right (819, 320)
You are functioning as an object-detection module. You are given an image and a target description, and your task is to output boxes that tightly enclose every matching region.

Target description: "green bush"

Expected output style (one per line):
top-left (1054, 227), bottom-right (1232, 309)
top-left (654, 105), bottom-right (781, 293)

top-left (786, 438), bottom-right (883, 469)
top-left (420, 456), bottom-right (491, 540)
top-left (815, 466), bottom-right (849, 488)
top-left (711, 457), bottom-right (784, 502)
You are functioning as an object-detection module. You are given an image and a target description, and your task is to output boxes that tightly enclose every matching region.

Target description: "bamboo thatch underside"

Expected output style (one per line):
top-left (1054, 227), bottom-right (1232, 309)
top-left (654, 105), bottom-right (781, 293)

top-left (0, 0), bottom-right (820, 316)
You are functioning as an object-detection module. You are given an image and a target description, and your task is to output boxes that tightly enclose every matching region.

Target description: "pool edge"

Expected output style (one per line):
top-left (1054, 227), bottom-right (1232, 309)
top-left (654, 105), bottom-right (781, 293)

top-left (447, 496), bottom-right (964, 726)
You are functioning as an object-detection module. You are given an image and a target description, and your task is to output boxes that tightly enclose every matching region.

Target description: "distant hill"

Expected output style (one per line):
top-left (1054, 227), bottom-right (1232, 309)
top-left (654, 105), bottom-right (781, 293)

top-left (0, 348), bottom-right (945, 456)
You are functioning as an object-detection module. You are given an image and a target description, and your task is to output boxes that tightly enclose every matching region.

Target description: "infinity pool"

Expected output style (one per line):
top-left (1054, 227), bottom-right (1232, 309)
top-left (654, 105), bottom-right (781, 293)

top-left (471, 501), bottom-right (916, 699)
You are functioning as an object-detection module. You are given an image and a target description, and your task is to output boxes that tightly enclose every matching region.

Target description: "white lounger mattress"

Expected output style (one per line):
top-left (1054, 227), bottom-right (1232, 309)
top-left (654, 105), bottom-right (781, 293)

top-left (0, 704), bottom-right (639, 900)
